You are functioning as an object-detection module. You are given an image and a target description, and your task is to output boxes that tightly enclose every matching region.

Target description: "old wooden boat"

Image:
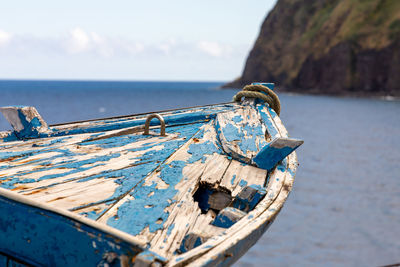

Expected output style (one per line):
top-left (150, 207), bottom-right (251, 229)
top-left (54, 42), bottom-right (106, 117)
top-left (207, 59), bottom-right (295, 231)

top-left (0, 83), bottom-right (302, 266)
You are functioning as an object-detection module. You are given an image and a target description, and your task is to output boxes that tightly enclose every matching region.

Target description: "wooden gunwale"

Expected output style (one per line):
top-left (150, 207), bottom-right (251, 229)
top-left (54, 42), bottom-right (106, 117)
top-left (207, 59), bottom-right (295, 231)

top-left (0, 103), bottom-right (235, 147)
top-left (49, 102), bottom-right (233, 127)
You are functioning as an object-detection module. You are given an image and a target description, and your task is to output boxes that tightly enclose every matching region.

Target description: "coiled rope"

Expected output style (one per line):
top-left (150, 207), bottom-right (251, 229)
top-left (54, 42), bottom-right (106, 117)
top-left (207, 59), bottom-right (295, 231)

top-left (233, 84), bottom-right (281, 115)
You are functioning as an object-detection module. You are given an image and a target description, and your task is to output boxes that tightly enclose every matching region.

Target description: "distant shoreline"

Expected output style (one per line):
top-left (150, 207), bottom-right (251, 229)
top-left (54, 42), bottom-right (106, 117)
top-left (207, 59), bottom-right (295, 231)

top-left (221, 85), bottom-right (400, 100)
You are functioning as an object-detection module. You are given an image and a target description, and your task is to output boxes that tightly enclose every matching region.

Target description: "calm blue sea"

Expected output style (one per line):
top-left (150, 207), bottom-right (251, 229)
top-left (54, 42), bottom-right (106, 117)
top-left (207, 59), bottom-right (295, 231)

top-left (0, 80), bottom-right (399, 266)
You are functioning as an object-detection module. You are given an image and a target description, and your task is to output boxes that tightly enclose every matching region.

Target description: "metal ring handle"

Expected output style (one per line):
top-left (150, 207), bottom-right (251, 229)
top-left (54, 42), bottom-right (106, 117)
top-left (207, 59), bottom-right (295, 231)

top-left (143, 113), bottom-right (166, 136)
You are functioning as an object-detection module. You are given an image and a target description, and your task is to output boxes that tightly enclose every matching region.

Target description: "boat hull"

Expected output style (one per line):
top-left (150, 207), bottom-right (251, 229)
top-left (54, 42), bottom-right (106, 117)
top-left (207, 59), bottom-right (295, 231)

top-left (0, 95), bottom-right (301, 266)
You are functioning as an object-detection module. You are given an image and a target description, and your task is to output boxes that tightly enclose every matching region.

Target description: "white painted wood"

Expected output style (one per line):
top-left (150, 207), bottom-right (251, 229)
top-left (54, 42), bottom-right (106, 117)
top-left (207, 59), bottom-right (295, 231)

top-left (148, 123), bottom-right (220, 258)
top-left (219, 159), bottom-right (267, 197)
top-left (3, 133), bottom-right (180, 196)
top-left (25, 177), bottom-right (119, 210)
top-left (200, 154), bottom-right (231, 188)
top-left (189, 210), bottom-right (220, 235)
top-left (73, 201), bottom-right (112, 218)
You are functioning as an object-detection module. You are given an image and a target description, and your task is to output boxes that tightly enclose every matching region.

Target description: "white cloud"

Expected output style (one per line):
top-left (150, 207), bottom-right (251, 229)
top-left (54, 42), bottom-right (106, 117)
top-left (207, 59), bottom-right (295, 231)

top-left (0, 28), bottom-right (245, 63)
top-left (65, 27), bottom-right (90, 54)
top-left (90, 32), bottom-right (114, 58)
top-left (197, 41), bottom-right (233, 58)
top-left (125, 42), bottom-right (145, 54)
top-left (157, 38), bottom-right (177, 55)
top-left (62, 28), bottom-right (147, 58)
top-left (0, 29), bottom-right (12, 47)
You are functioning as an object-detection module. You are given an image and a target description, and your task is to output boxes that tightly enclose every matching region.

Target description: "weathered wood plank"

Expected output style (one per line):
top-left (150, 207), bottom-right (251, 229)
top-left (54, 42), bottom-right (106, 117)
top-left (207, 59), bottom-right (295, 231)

top-left (96, 121), bottom-right (219, 233)
top-left (256, 103), bottom-right (281, 139)
top-left (25, 177), bottom-right (120, 210)
top-left (96, 120), bottom-right (226, 258)
top-left (188, 210), bottom-right (219, 236)
top-left (73, 200), bottom-right (114, 220)
top-left (1, 137), bottom-right (170, 191)
top-left (200, 154), bottom-right (231, 188)
top-left (219, 159), bottom-right (267, 197)
top-left (215, 105), bottom-right (267, 163)
top-left (1, 123), bottom-right (205, 216)
top-left (178, 210), bottom-right (223, 254)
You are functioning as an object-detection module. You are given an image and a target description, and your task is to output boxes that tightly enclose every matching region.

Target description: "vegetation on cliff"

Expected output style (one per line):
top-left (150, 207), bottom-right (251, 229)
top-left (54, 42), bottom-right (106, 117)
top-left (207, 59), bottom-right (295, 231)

top-left (227, 0), bottom-right (400, 96)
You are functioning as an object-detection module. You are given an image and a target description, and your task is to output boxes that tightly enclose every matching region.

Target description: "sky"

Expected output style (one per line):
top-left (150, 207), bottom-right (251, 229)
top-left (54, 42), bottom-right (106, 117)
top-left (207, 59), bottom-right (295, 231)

top-left (0, 1), bottom-right (277, 81)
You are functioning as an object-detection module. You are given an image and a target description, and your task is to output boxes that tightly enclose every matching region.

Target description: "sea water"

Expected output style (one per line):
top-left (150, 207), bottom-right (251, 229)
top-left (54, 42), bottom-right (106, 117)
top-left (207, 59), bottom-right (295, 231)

top-left (0, 80), bottom-right (399, 266)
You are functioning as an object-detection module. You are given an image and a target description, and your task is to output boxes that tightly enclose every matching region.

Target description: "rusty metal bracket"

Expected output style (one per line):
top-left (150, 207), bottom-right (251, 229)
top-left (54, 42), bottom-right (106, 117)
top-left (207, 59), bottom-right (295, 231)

top-left (143, 113), bottom-right (166, 136)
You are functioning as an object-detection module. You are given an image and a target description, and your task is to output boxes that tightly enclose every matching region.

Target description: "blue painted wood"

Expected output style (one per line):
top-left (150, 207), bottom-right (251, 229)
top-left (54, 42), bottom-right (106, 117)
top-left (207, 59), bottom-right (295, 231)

top-left (214, 107), bottom-right (267, 164)
top-left (0, 195), bottom-right (143, 266)
top-left (0, 123), bottom-right (203, 192)
top-left (7, 258), bottom-right (27, 267)
top-left (233, 185), bottom-right (267, 212)
top-left (0, 253), bottom-right (8, 266)
top-left (212, 207), bottom-right (247, 228)
top-left (0, 106), bottom-right (49, 140)
top-left (179, 232), bottom-right (207, 254)
top-left (256, 104), bottom-right (280, 138)
top-left (253, 137), bottom-right (303, 171)
top-left (134, 250), bottom-right (167, 266)
top-left (106, 123), bottom-right (223, 236)
top-left (251, 82), bottom-right (275, 90)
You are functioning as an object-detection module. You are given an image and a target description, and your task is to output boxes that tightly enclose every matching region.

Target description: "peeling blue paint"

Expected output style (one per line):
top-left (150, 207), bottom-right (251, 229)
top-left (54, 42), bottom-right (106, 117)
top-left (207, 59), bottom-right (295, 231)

top-left (233, 185), bottom-right (267, 212)
top-left (106, 122), bottom-right (222, 236)
top-left (179, 233), bottom-right (205, 254)
top-left (253, 139), bottom-right (301, 171)
top-left (187, 140), bottom-right (220, 164)
top-left (167, 223), bottom-right (175, 236)
top-left (212, 207), bottom-right (246, 228)
top-left (134, 250), bottom-right (166, 265)
top-left (0, 123), bottom-right (203, 205)
top-left (239, 180), bottom-right (248, 187)
top-left (14, 110), bottom-right (42, 139)
top-left (230, 174), bottom-right (236, 186)
top-left (0, 98), bottom-right (299, 264)
top-left (231, 115), bottom-right (243, 123)
top-left (0, 195), bottom-right (143, 266)
top-left (256, 104), bottom-right (279, 138)
top-left (222, 123), bottom-right (241, 142)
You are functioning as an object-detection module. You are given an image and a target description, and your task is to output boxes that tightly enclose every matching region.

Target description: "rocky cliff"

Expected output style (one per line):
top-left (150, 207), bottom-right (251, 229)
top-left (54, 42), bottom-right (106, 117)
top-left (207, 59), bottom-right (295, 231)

top-left (226, 0), bottom-right (400, 96)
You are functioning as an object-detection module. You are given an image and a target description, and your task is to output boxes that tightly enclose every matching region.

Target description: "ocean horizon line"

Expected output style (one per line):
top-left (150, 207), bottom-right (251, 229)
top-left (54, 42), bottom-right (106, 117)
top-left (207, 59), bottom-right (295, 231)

top-left (0, 78), bottom-right (228, 84)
